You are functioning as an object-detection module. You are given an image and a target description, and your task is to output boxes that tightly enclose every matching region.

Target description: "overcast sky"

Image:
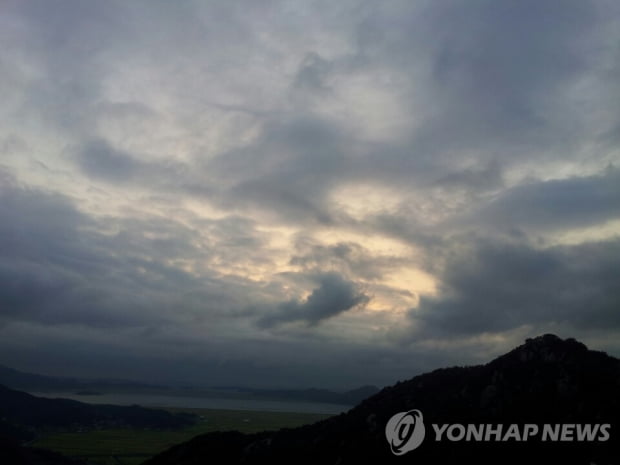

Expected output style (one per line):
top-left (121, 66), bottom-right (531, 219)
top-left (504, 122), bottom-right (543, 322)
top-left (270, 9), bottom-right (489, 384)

top-left (1, 0), bottom-right (619, 389)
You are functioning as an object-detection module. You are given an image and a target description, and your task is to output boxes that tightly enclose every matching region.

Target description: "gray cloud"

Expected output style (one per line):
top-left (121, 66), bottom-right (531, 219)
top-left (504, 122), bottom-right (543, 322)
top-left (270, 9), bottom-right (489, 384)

top-left (458, 167), bottom-right (620, 233)
top-left (258, 272), bottom-right (369, 328)
top-left (434, 160), bottom-right (505, 195)
top-left (0, 174), bottom-right (261, 329)
top-left (293, 52), bottom-right (333, 94)
top-left (0, 178), bottom-right (143, 328)
top-left (206, 116), bottom-right (350, 224)
top-left (76, 138), bottom-right (140, 182)
top-left (412, 236), bottom-right (620, 336)
top-left (417, 0), bottom-right (603, 159)
top-left (289, 237), bottom-right (409, 281)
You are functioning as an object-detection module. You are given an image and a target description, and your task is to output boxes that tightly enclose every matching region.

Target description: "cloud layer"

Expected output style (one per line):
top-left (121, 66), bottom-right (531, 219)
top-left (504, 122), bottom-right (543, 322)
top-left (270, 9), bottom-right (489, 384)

top-left (1, 0), bottom-right (619, 388)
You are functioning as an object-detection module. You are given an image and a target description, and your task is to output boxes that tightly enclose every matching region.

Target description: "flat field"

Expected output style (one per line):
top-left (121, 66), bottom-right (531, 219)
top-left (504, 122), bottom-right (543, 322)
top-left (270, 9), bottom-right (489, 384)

top-left (32, 407), bottom-right (331, 465)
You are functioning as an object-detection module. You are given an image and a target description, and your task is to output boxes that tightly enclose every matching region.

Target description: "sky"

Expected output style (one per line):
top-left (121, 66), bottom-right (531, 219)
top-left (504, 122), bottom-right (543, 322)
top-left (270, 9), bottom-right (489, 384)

top-left (1, 0), bottom-right (619, 389)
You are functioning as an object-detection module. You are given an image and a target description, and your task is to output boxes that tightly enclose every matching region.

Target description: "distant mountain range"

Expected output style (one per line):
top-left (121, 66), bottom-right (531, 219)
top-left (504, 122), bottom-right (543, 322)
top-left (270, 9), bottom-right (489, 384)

top-left (0, 364), bottom-right (378, 405)
top-left (144, 335), bottom-right (620, 464)
top-left (0, 384), bottom-right (194, 431)
top-left (0, 364), bottom-right (161, 391)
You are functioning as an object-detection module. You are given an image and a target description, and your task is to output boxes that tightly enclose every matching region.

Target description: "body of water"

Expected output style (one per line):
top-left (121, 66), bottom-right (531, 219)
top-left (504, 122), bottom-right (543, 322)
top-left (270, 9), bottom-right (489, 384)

top-left (29, 391), bottom-right (350, 414)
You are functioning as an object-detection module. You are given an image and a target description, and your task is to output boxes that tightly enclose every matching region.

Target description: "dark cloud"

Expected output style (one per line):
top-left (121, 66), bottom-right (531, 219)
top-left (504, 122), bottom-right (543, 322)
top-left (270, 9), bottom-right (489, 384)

top-left (2, 0), bottom-right (129, 135)
top-left (434, 160), bottom-right (504, 194)
top-left (0, 178), bottom-right (142, 327)
top-left (258, 273), bottom-right (369, 328)
top-left (412, 236), bottom-right (620, 336)
top-left (289, 237), bottom-right (409, 281)
top-left (0, 185), bottom-right (167, 328)
top-left (75, 139), bottom-right (139, 182)
top-left (459, 167), bottom-right (620, 233)
top-left (418, 0), bottom-right (603, 159)
top-left (294, 52), bottom-right (332, 90)
top-left (347, 0), bottom-right (614, 179)
top-left (208, 116), bottom-right (350, 224)
top-left (0, 176), bottom-right (260, 329)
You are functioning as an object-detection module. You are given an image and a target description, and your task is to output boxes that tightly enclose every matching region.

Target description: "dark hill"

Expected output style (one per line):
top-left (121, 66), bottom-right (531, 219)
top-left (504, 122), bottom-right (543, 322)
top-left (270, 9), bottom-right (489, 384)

top-left (0, 385), bottom-right (194, 431)
top-left (0, 436), bottom-right (86, 465)
top-left (144, 335), bottom-right (620, 465)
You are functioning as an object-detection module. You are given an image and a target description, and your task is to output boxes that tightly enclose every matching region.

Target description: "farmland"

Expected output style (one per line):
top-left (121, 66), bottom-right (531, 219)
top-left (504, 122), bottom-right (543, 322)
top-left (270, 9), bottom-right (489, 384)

top-left (32, 407), bottom-right (331, 465)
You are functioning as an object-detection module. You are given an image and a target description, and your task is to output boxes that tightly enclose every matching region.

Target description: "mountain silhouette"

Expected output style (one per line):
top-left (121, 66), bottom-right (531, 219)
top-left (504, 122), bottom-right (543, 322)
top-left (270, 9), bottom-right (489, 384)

top-left (144, 335), bottom-right (620, 464)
